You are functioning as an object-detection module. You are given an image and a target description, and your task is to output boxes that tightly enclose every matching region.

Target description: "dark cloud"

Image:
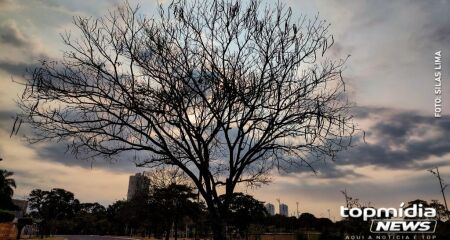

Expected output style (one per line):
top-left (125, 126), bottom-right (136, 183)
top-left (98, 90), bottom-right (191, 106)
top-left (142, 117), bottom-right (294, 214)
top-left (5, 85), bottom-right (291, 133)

top-left (431, 25), bottom-right (450, 43)
top-left (35, 141), bottom-right (140, 174)
top-left (0, 110), bottom-right (17, 133)
top-left (0, 110), bottom-right (14, 122)
top-left (281, 107), bottom-right (450, 179)
top-left (352, 106), bottom-right (386, 119)
top-left (336, 108), bottom-right (450, 170)
top-left (314, 163), bottom-right (364, 179)
top-left (269, 172), bottom-right (445, 208)
top-left (0, 21), bottom-right (30, 47)
top-left (9, 107), bottom-right (449, 180)
top-left (281, 159), bottom-right (364, 179)
top-left (0, 60), bottom-right (38, 76)
top-left (0, 110), bottom-right (138, 174)
top-left (0, 20), bottom-right (45, 77)
top-left (417, 0), bottom-right (450, 45)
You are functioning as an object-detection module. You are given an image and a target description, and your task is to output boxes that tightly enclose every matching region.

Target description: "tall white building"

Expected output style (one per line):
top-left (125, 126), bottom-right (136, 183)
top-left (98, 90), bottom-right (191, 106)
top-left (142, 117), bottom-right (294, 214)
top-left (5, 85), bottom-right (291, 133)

top-left (279, 203), bottom-right (289, 217)
top-left (265, 203), bottom-right (275, 216)
top-left (127, 173), bottom-right (150, 200)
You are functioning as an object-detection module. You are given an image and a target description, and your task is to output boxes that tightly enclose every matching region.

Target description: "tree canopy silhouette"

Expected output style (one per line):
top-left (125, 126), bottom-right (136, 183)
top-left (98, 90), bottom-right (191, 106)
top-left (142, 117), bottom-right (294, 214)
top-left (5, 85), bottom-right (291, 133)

top-left (0, 169), bottom-right (18, 211)
top-left (221, 193), bottom-right (267, 237)
top-left (28, 188), bottom-right (81, 236)
top-left (19, 0), bottom-right (355, 239)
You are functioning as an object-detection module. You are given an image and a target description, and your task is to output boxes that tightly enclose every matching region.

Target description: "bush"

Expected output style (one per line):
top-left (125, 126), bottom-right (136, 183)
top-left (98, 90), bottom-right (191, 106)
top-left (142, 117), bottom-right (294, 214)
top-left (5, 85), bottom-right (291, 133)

top-left (0, 210), bottom-right (15, 223)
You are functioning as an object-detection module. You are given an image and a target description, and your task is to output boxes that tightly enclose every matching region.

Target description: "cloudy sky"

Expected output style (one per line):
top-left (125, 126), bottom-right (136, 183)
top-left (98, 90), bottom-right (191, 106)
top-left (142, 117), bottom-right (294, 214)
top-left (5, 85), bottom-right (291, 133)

top-left (0, 0), bottom-right (449, 220)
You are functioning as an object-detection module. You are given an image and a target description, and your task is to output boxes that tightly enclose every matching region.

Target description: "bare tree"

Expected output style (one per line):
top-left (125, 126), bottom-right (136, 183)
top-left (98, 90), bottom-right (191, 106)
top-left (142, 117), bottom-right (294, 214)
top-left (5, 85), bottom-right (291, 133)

top-left (340, 189), bottom-right (371, 209)
top-left (19, 0), bottom-right (355, 239)
top-left (428, 167), bottom-right (449, 219)
top-left (145, 167), bottom-right (191, 189)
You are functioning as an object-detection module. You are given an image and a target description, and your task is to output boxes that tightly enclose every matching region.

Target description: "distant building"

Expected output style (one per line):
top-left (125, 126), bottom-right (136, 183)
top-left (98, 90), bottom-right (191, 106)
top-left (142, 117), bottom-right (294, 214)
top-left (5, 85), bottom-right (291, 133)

top-left (127, 173), bottom-right (150, 200)
top-left (279, 203), bottom-right (288, 217)
top-left (265, 203), bottom-right (275, 216)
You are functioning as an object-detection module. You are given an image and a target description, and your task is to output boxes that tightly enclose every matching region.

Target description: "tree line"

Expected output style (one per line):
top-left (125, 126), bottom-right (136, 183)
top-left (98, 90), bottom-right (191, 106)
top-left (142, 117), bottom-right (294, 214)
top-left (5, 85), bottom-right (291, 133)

top-left (25, 186), bottom-right (450, 240)
top-left (24, 185), bottom-right (354, 240)
top-left (27, 185), bottom-right (271, 239)
top-left (28, 186), bottom-right (201, 239)
top-left (3, 163), bottom-right (450, 240)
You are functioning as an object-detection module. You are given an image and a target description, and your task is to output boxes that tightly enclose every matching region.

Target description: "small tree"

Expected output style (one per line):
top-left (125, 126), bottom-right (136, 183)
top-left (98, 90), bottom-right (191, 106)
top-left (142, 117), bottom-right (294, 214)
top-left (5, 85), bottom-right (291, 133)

top-left (19, 1), bottom-right (355, 239)
top-left (430, 199), bottom-right (450, 222)
top-left (222, 193), bottom-right (267, 238)
top-left (151, 184), bottom-right (203, 240)
top-left (28, 188), bottom-right (80, 236)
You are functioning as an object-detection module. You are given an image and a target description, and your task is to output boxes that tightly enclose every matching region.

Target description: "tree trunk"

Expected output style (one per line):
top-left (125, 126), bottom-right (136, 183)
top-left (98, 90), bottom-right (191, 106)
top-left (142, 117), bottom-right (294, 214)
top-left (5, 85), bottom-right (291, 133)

top-left (174, 219), bottom-right (178, 240)
top-left (16, 225), bottom-right (23, 240)
top-left (204, 193), bottom-right (229, 240)
top-left (211, 217), bottom-right (226, 240)
top-left (165, 222), bottom-right (172, 240)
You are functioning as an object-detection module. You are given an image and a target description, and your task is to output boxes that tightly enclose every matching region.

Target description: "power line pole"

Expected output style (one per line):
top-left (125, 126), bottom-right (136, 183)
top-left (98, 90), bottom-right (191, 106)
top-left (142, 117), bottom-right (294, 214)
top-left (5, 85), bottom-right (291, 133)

top-left (428, 167), bottom-right (449, 217)
top-left (296, 202), bottom-right (299, 218)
